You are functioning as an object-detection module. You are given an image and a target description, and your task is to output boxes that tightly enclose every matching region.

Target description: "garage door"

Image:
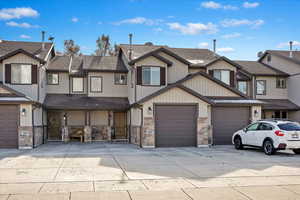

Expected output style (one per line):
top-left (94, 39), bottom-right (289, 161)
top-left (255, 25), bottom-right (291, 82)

top-left (155, 105), bottom-right (197, 147)
top-left (212, 106), bottom-right (250, 145)
top-left (0, 105), bottom-right (18, 148)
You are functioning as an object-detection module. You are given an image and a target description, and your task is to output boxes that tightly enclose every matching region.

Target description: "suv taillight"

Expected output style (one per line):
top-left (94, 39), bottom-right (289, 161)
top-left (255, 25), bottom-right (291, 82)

top-left (275, 130), bottom-right (285, 136)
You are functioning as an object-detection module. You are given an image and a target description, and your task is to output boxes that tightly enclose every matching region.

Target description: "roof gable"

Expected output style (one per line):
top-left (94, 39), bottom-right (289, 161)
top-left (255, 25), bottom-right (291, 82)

top-left (0, 49), bottom-right (45, 63)
top-left (0, 84), bottom-right (26, 97)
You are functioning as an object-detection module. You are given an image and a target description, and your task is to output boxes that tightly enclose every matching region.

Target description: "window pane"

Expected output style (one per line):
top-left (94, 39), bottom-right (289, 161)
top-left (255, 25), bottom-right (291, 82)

top-left (73, 77), bottom-right (83, 92)
top-left (221, 70), bottom-right (230, 85)
top-left (213, 70), bottom-right (221, 80)
top-left (247, 123), bottom-right (260, 131)
top-left (238, 81), bottom-right (247, 94)
top-left (115, 74), bottom-right (127, 85)
top-left (278, 123), bottom-right (300, 131)
top-left (91, 77), bottom-right (102, 92)
top-left (151, 67), bottom-right (160, 85)
top-left (256, 81), bottom-right (265, 95)
top-left (11, 64), bottom-right (31, 84)
top-left (142, 67), bottom-right (151, 85)
top-left (48, 73), bottom-right (58, 84)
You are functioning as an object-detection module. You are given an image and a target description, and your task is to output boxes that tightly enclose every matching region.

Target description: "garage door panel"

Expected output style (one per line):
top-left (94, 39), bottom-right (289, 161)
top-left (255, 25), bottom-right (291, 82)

top-left (155, 105), bottom-right (197, 147)
top-left (0, 105), bottom-right (18, 148)
top-left (212, 106), bottom-right (250, 145)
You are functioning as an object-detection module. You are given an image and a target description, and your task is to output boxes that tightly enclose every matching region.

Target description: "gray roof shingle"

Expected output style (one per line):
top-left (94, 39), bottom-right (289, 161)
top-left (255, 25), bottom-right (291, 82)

top-left (266, 50), bottom-right (300, 65)
top-left (261, 99), bottom-right (300, 111)
top-left (0, 40), bottom-right (52, 60)
top-left (234, 60), bottom-right (288, 76)
top-left (44, 94), bottom-right (129, 110)
top-left (119, 44), bottom-right (217, 66)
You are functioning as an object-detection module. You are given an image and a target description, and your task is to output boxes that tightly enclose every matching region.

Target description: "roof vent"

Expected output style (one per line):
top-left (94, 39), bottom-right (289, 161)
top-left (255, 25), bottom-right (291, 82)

top-left (257, 51), bottom-right (263, 58)
top-left (145, 42), bottom-right (153, 46)
top-left (289, 41), bottom-right (293, 58)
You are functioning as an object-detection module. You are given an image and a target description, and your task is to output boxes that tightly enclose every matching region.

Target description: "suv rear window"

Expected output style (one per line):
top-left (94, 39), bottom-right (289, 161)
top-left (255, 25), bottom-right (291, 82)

top-left (278, 123), bottom-right (300, 131)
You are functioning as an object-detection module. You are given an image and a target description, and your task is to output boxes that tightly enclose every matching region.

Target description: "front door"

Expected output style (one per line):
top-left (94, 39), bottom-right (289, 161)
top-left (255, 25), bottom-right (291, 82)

top-left (47, 111), bottom-right (62, 141)
top-left (113, 112), bottom-right (127, 139)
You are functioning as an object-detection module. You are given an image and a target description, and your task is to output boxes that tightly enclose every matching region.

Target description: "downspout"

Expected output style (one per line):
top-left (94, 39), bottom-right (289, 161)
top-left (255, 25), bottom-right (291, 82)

top-left (32, 105), bottom-right (38, 148)
top-left (139, 106), bottom-right (143, 148)
top-left (129, 109), bottom-right (132, 143)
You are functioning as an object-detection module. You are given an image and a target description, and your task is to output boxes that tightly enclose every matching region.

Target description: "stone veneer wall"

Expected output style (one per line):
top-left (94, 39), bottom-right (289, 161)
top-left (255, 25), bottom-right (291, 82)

top-left (91, 125), bottom-right (111, 141)
top-left (33, 126), bottom-right (44, 147)
top-left (197, 117), bottom-right (212, 146)
top-left (130, 125), bottom-right (141, 145)
top-left (141, 117), bottom-right (155, 147)
top-left (18, 126), bottom-right (33, 149)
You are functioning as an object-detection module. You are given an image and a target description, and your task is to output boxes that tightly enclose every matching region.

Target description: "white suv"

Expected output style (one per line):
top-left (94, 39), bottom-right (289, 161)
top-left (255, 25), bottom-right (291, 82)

top-left (232, 120), bottom-right (300, 155)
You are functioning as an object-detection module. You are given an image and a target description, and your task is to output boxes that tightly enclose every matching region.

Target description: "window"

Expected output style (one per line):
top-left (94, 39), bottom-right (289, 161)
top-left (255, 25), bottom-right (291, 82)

top-left (258, 123), bottom-right (274, 131)
top-left (276, 78), bottom-right (286, 89)
top-left (247, 123), bottom-right (260, 131)
top-left (238, 81), bottom-right (247, 94)
top-left (256, 80), bottom-right (266, 95)
top-left (115, 73), bottom-right (127, 85)
top-left (47, 73), bottom-right (59, 85)
top-left (72, 77), bottom-right (84, 92)
top-left (272, 111), bottom-right (287, 119)
top-left (267, 55), bottom-right (271, 62)
top-left (278, 123), bottom-right (300, 131)
top-left (11, 64), bottom-right (32, 84)
top-left (90, 76), bottom-right (102, 93)
top-left (142, 67), bottom-right (160, 86)
top-left (213, 70), bottom-right (230, 85)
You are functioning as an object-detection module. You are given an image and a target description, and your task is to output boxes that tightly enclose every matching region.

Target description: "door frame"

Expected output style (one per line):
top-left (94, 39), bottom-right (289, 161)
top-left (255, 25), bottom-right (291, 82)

top-left (153, 103), bottom-right (198, 147)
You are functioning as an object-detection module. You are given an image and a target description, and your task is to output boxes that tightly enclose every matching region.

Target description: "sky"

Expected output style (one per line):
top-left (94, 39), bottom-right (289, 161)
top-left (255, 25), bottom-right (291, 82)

top-left (0, 0), bottom-right (300, 60)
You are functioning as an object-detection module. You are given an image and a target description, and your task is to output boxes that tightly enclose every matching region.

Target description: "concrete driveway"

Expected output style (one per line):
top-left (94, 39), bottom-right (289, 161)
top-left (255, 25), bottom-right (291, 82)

top-left (0, 143), bottom-right (300, 200)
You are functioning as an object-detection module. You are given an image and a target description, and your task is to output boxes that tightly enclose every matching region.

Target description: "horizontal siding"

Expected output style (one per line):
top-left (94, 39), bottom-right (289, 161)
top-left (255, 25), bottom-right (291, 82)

top-left (206, 60), bottom-right (237, 72)
top-left (90, 111), bottom-right (108, 125)
top-left (256, 76), bottom-right (288, 99)
top-left (183, 75), bottom-right (239, 97)
top-left (46, 72), bottom-right (70, 94)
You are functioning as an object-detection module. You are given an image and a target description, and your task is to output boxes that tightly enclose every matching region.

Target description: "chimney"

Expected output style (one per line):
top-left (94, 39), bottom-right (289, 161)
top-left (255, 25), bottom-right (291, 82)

top-left (129, 33), bottom-right (133, 60)
top-left (41, 31), bottom-right (45, 50)
top-left (213, 39), bottom-right (216, 56)
top-left (289, 41), bottom-right (293, 58)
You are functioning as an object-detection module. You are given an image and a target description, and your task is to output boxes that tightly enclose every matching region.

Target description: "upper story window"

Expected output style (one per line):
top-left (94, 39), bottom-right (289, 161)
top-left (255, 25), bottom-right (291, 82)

top-left (47, 73), bottom-right (59, 85)
top-left (72, 77), bottom-right (84, 93)
top-left (256, 80), bottom-right (266, 95)
top-left (11, 64), bottom-right (32, 84)
top-left (115, 73), bottom-right (127, 85)
top-left (238, 81), bottom-right (247, 95)
top-left (213, 70), bottom-right (230, 85)
top-left (276, 78), bottom-right (286, 89)
top-left (142, 67), bottom-right (160, 86)
top-left (90, 76), bottom-right (102, 93)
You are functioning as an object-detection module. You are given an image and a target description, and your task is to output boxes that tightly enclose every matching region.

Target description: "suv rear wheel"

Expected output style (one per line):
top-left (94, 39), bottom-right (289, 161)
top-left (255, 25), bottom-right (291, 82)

top-left (234, 136), bottom-right (243, 150)
top-left (293, 149), bottom-right (300, 154)
top-left (263, 140), bottom-right (276, 155)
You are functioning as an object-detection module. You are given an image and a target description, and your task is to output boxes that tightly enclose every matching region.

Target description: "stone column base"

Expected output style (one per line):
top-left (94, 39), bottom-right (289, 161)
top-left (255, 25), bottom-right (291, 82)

top-left (62, 126), bottom-right (69, 142)
top-left (197, 117), bottom-right (212, 146)
top-left (18, 126), bottom-right (33, 149)
top-left (142, 117), bottom-right (155, 148)
top-left (84, 126), bottom-right (92, 143)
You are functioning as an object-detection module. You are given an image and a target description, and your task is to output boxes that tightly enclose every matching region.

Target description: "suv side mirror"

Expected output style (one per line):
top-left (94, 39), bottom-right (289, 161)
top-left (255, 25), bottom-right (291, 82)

top-left (243, 128), bottom-right (248, 132)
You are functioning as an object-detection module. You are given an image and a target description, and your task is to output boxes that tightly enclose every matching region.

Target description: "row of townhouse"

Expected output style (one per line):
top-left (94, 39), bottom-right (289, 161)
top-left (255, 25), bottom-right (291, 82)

top-left (0, 39), bottom-right (299, 149)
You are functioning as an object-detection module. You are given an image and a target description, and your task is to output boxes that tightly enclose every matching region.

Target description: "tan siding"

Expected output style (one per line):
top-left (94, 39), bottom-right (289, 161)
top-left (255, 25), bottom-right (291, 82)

top-left (142, 87), bottom-right (211, 120)
top-left (261, 55), bottom-right (300, 75)
top-left (288, 74), bottom-right (300, 105)
top-left (70, 76), bottom-right (88, 94)
top-left (33, 107), bottom-right (43, 126)
top-left (206, 60), bottom-right (237, 72)
top-left (183, 75), bottom-right (239, 97)
top-left (130, 108), bottom-right (141, 126)
top-left (3, 53), bottom-right (39, 101)
top-left (255, 76), bottom-right (288, 99)
top-left (46, 72), bottom-right (70, 94)
top-left (20, 104), bottom-right (32, 126)
top-left (67, 111), bottom-right (85, 126)
top-left (189, 68), bottom-right (206, 74)
top-left (88, 72), bottom-right (128, 97)
top-left (121, 53), bottom-right (135, 104)
top-left (90, 111), bottom-right (108, 125)
top-left (157, 52), bottom-right (189, 83)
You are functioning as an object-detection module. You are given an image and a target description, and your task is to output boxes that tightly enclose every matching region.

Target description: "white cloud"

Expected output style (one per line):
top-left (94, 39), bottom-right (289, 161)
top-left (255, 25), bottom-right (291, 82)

top-left (20, 34), bottom-right (31, 39)
top-left (153, 27), bottom-right (163, 32)
top-left (277, 41), bottom-right (300, 48)
top-left (217, 47), bottom-right (235, 53)
top-left (0, 7), bottom-right (39, 20)
top-left (113, 17), bottom-right (162, 26)
top-left (201, 1), bottom-right (238, 10)
top-left (243, 2), bottom-right (260, 8)
top-left (198, 42), bottom-right (209, 48)
top-left (71, 17), bottom-right (78, 23)
top-left (167, 22), bottom-right (218, 35)
top-left (6, 21), bottom-right (39, 28)
top-left (221, 19), bottom-right (264, 28)
top-left (222, 32), bottom-right (241, 39)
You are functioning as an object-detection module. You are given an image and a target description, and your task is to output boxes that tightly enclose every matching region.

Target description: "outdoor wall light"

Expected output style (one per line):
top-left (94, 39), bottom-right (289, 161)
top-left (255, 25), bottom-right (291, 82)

top-left (254, 110), bottom-right (259, 117)
top-left (63, 114), bottom-right (67, 121)
top-left (148, 107), bottom-right (152, 112)
top-left (21, 108), bottom-right (26, 116)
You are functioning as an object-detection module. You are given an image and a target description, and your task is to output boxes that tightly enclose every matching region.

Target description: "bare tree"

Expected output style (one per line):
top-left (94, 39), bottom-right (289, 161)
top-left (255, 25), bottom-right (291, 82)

top-left (95, 35), bottom-right (118, 56)
top-left (64, 39), bottom-right (80, 56)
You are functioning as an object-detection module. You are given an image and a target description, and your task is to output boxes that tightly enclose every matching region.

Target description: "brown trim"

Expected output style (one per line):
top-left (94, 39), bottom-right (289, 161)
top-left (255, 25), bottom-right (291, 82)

top-left (47, 72), bottom-right (59, 85)
top-left (256, 80), bottom-right (267, 95)
top-left (31, 64), bottom-right (38, 84)
top-left (0, 49), bottom-right (45, 64)
top-left (71, 77), bottom-right (84, 93)
top-left (140, 66), bottom-right (164, 87)
top-left (90, 76), bottom-right (103, 93)
top-left (84, 69), bottom-right (129, 73)
top-left (114, 73), bottom-right (127, 85)
top-left (5, 64), bottom-right (11, 84)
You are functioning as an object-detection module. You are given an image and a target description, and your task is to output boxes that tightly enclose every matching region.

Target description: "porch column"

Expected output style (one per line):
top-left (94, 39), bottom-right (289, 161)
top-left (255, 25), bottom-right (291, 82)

top-left (84, 111), bottom-right (92, 143)
top-left (62, 112), bottom-right (69, 142)
top-left (107, 111), bottom-right (114, 141)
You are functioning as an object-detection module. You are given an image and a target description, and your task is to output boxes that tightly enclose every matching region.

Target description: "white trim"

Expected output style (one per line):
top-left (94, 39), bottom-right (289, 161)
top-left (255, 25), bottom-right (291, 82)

top-left (142, 145), bottom-right (155, 148)
top-left (43, 43), bottom-right (54, 64)
top-left (18, 146), bottom-right (32, 150)
top-left (0, 97), bottom-right (30, 101)
top-left (197, 144), bottom-right (211, 148)
top-left (213, 100), bottom-right (264, 104)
